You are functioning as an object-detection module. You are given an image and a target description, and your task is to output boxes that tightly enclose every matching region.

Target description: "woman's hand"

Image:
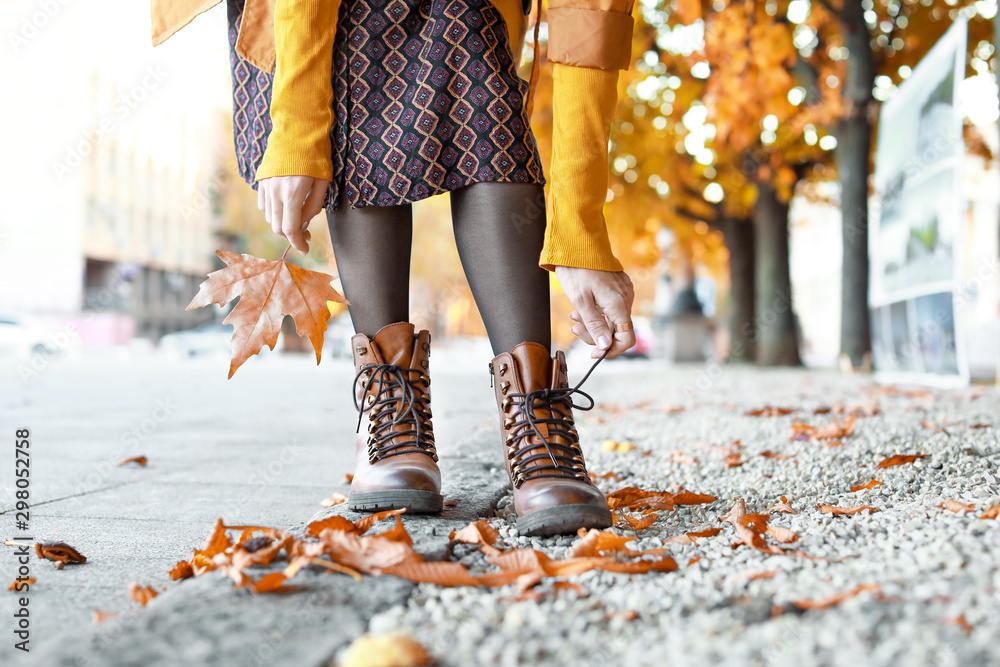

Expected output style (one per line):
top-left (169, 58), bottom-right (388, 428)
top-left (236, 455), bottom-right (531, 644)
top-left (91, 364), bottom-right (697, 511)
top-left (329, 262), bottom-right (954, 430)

top-left (554, 266), bottom-right (636, 359)
top-left (257, 175), bottom-right (330, 254)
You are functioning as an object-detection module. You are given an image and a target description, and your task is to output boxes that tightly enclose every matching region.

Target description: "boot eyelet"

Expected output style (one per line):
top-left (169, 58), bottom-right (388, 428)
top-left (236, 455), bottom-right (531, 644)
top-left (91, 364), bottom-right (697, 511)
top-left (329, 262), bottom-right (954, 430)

top-left (505, 434), bottom-right (514, 447)
top-left (356, 347), bottom-right (367, 356)
top-left (502, 417), bottom-right (514, 429)
top-left (499, 363), bottom-right (508, 375)
top-left (367, 422), bottom-right (376, 433)
top-left (366, 395), bottom-right (375, 406)
top-left (500, 381), bottom-right (510, 394)
top-left (501, 398), bottom-right (512, 412)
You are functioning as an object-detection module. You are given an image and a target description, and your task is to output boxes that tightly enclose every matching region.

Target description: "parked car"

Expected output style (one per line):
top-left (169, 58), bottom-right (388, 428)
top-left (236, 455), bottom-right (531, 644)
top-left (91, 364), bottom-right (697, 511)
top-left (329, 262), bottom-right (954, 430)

top-left (0, 313), bottom-right (61, 358)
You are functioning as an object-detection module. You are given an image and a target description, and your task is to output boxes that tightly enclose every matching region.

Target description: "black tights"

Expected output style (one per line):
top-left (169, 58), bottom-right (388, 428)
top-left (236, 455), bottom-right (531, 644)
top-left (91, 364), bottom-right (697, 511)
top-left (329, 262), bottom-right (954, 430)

top-left (326, 181), bottom-right (551, 355)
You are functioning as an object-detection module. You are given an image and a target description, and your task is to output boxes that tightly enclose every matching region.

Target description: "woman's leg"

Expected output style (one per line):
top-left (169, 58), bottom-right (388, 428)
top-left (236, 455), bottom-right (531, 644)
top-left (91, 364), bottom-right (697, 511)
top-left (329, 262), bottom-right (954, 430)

top-left (325, 202), bottom-right (413, 337)
top-left (449, 181), bottom-right (551, 354)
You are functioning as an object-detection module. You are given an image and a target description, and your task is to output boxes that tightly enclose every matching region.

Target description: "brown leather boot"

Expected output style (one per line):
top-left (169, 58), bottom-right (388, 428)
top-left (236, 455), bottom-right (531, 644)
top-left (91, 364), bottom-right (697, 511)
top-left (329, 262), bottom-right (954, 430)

top-left (489, 342), bottom-right (612, 536)
top-left (349, 322), bottom-right (442, 514)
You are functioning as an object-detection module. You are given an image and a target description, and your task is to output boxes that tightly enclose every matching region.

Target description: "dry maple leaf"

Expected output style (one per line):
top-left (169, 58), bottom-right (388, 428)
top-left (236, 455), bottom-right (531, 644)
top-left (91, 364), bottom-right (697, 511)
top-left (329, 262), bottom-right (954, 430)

top-left (169, 561), bottom-right (194, 581)
top-left (937, 499), bottom-right (975, 514)
top-left (770, 496), bottom-right (797, 514)
top-left (128, 581), bottom-right (159, 606)
top-left (92, 609), bottom-right (119, 624)
top-left (307, 515), bottom-right (358, 538)
top-left (816, 504), bottom-right (879, 515)
top-left (341, 633), bottom-right (435, 667)
top-left (850, 479), bottom-right (884, 492)
top-left (117, 456), bottom-right (147, 466)
top-left (790, 582), bottom-right (880, 611)
top-left (35, 541), bottom-right (87, 566)
top-left (980, 503), bottom-right (1000, 520)
top-left (877, 454), bottom-right (927, 469)
top-left (186, 249), bottom-right (348, 378)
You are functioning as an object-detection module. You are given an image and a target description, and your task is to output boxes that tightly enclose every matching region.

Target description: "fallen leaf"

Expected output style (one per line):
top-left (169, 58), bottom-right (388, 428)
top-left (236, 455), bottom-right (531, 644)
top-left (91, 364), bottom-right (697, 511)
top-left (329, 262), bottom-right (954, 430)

top-left (353, 508), bottom-right (408, 534)
top-left (980, 503), bottom-right (1000, 520)
top-left (307, 515), bottom-right (359, 538)
top-left (443, 499), bottom-right (459, 508)
top-left (169, 561), bottom-right (194, 581)
top-left (937, 499), bottom-right (975, 514)
top-left (246, 572), bottom-right (289, 594)
top-left (127, 581), bottom-right (159, 606)
top-left (35, 541), bottom-right (87, 566)
top-left (745, 407), bottom-right (796, 417)
top-left (92, 610), bottom-right (118, 624)
top-left (765, 526), bottom-right (799, 544)
top-left (790, 415), bottom-right (856, 441)
top-left (600, 471), bottom-right (624, 482)
top-left (8, 577), bottom-right (35, 590)
top-left (760, 451), bottom-right (794, 460)
top-left (568, 529), bottom-right (636, 557)
top-left (825, 440), bottom-right (844, 448)
top-left (877, 454), bottom-right (927, 469)
top-left (186, 249), bottom-right (348, 378)
top-left (617, 511), bottom-right (658, 531)
top-left (770, 497), bottom-right (797, 514)
top-left (665, 527), bottom-right (723, 544)
top-left (730, 569), bottom-right (779, 582)
top-left (340, 633), bottom-right (435, 667)
top-left (605, 609), bottom-right (639, 622)
top-left (817, 504), bottom-right (879, 515)
top-left (850, 480), bottom-right (884, 492)
top-left (552, 581), bottom-right (588, 597)
top-left (687, 556), bottom-right (701, 566)
top-left (722, 452), bottom-right (744, 468)
top-left (345, 474), bottom-right (354, 483)
top-left (117, 456), bottom-right (148, 466)
top-left (450, 520), bottom-right (501, 555)
top-left (969, 423), bottom-right (990, 429)
top-left (320, 492), bottom-right (349, 508)
top-left (318, 529), bottom-right (422, 574)
top-left (944, 614), bottom-right (974, 635)
top-left (671, 490), bottom-right (718, 505)
top-left (719, 499), bottom-right (747, 525)
top-left (791, 583), bottom-right (880, 610)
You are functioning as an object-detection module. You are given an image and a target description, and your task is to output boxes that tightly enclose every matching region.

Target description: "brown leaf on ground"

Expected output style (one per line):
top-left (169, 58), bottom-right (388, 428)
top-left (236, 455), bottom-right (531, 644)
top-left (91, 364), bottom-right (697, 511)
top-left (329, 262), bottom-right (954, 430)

top-left (8, 577), bottom-right (35, 590)
top-left (969, 423), bottom-right (990, 429)
top-left (599, 557), bottom-right (679, 574)
top-left (937, 499), bottom-right (975, 514)
top-left (303, 558), bottom-right (364, 581)
top-left (169, 561), bottom-right (194, 581)
top-left (92, 610), bottom-right (119, 624)
top-left (340, 633), bottom-right (435, 667)
top-left (128, 581), bottom-right (159, 606)
top-left (791, 583), bottom-right (880, 611)
top-left (980, 503), bottom-right (1000, 520)
top-left (245, 572), bottom-right (289, 594)
top-left (825, 440), bottom-right (844, 448)
top-left (186, 250), bottom-right (348, 378)
top-left (450, 520), bottom-right (501, 555)
top-left (568, 529), bottom-right (637, 558)
top-left (813, 407), bottom-right (832, 414)
top-left (665, 527), bottom-right (723, 545)
top-left (617, 511), bottom-right (658, 531)
top-left (766, 526), bottom-right (799, 544)
top-left (370, 516), bottom-right (413, 546)
top-left (790, 415), bottom-right (856, 441)
top-left (353, 508), bottom-right (408, 534)
top-left (729, 569), bottom-right (779, 583)
top-left (318, 529), bottom-right (422, 574)
top-left (552, 581), bottom-right (588, 597)
top-left (117, 456), bottom-right (147, 466)
top-left (745, 407), bottom-right (796, 417)
top-left (306, 515), bottom-right (358, 538)
top-left (722, 452), bottom-right (744, 468)
top-left (605, 609), bottom-right (640, 622)
top-left (671, 490), bottom-right (718, 505)
top-left (760, 451), bottom-right (795, 460)
top-left (320, 492), bottom-right (349, 508)
top-left (851, 480), bottom-right (884, 492)
top-left (443, 499), bottom-right (459, 508)
top-left (345, 474), bottom-right (354, 483)
top-left (770, 497), bottom-right (797, 514)
top-left (35, 541), bottom-right (87, 566)
top-left (687, 556), bottom-right (701, 566)
top-left (877, 454), bottom-right (927, 469)
top-left (600, 471), bottom-right (624, 482)
top-left (944, 615), bottom-right (974, 635)
top-left (817, 504), bottom-right (879, 515)
top-left (719, 499), bottom-right (747, 525)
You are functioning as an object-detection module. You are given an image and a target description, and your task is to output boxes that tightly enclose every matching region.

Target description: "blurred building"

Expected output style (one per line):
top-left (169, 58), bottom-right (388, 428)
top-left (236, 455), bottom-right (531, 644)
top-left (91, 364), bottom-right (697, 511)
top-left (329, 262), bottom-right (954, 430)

top-left (0, 0), bottom-right (234, 344)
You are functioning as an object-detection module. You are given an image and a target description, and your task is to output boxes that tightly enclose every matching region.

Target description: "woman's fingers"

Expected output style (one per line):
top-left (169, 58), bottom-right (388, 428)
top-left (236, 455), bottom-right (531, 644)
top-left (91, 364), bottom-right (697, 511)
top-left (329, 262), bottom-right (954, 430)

top-left (281, 196), bottom-right (309, 254)
top-left (302, 180), bottom-right (328, 224)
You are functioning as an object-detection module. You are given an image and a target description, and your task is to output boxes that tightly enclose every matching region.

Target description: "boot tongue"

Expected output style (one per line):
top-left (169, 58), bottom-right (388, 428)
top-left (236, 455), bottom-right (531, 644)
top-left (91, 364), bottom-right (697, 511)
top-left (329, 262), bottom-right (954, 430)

top-left (373, 322), bottom-right (416, 367)
top-left (510, 342), bottom-right (553, 392)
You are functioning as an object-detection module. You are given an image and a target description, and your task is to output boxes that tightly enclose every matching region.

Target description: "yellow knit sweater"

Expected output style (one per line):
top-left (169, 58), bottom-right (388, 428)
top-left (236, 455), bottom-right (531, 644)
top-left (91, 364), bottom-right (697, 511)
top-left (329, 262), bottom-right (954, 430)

top-left (256, 0), bottom-right (625, 272)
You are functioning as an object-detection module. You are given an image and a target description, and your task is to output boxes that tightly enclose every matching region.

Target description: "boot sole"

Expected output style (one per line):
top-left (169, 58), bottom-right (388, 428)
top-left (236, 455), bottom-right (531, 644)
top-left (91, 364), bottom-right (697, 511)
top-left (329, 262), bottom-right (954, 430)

top-left (348, 490), bottom-right (443, 514)
top-left (516, 504), bottom-right (613, 537)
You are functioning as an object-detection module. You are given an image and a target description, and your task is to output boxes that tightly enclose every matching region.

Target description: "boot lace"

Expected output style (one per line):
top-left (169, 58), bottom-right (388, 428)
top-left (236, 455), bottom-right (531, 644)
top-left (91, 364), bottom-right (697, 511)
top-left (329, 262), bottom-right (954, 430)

top-left (354, 363), bottom-right (436, 463)
top-left (503, 349), bottom-right (608, 487)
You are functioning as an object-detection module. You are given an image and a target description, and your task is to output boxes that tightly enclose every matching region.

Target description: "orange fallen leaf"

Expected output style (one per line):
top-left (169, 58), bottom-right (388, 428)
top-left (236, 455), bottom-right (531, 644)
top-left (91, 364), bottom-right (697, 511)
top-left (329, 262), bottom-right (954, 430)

top-left (969, 423), bottom-right (990, 429)
top-left (671, 490), bottom-right (718, 505)
top-left (687, 556), bottom-right (701, 566)
top-left (307, 515), bottom-right (358, 537)
top-left (605, 609), bottom-right (640, 622)
top-left (117, 456), bottom-right (148, 466)
top-left (851, 480), bottom-right (884, 492)
top-left (770, 496), bottom-right (797, 514)
top-left (745, 407), bottom-right (796, 417)
top-left (569, 529), bottom-right (636, 557)
top-left (169, 560), bottom-right (194, 581)
top-left (730, 569), bottom-right (779, 582)
top-left (246, 572), bottom-right (289, 594)
top-left (791, 583), bottom-right (880, 610)
top-left (353, 508), bottom-right (408, 534)
top-left (980, 503), bottom-right (1000, 520)
top-left (877, 454), bottom-right (927, 469)
top-left (320, 492), bottom-right (349, 508)
top-left (665, 527), bottom-right (723, 544)
top-left (760, 451), bottom-right (795, 460)
top-left (186, 249), bottom-right (348, 378)
top-left (719, 498), bottom-right (747, 525)
top-left (722, 452), bottom-right (744, 468)
top-left (450, 520), bottom-right (501, 554)
top-left (443, 499), bottom-right (459, 508)
top-left (552, 581), bottom-right (588, 597)
top-left (617, 510), bottom-right (658, 531)
top-left (817, 504), bottom-right (879, 515)
top-left (937, 499), bottom-right (975, 514)
top-left (128, 581), bottom-right (159, 606)
top-left (825, 440), bottom-right (844, 448)
top-left (765, 526), bottom-right (799, 544)
top-left (318, 529), bottom-right (422, 574)
top-left (8, 577), bottom-right (35, 590)
top-left (35, 541), bottom-right (87, 566)
top-left (345, 474), bottom-right (354, 483)
top-left (790, 415), bottom-right (856, 441)
top-left (92, 609), bottom-right (119, 624)
top-left (944, 614), bottom-right (974, 635)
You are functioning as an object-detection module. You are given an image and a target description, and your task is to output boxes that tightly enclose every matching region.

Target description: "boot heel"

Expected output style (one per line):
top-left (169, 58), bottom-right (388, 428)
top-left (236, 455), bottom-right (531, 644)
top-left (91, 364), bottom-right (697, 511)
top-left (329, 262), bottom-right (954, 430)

top-left (348, 489), bottom-right (444, 514)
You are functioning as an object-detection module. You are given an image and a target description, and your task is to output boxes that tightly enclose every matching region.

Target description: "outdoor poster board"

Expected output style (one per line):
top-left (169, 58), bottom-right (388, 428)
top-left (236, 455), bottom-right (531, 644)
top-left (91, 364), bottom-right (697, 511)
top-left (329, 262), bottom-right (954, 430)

top-left (869, 18), bottom-right (969, 387)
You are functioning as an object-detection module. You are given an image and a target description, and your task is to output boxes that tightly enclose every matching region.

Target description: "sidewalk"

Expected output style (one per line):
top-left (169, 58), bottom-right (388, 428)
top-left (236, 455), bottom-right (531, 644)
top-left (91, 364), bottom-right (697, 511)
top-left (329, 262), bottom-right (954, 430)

top-left (2, 346), bottom-right (999, 666)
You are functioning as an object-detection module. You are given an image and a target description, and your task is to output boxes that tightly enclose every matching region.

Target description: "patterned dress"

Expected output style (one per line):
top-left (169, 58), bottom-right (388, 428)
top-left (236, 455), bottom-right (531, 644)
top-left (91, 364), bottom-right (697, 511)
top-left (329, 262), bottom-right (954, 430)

top-left (226, 0), bottom-right (545, 213)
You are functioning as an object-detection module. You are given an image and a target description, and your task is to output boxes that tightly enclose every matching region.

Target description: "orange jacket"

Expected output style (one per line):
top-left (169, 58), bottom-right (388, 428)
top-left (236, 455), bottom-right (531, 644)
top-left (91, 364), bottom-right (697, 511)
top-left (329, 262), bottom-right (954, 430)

top-left (151, 0), bottom-right (635, 272)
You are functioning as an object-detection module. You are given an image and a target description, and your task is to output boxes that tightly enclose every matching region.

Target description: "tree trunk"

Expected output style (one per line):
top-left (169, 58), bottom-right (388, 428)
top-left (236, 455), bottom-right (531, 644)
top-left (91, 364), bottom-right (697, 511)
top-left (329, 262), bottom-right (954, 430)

top-left (836, 1), bottom-right (875, 368)
top-left (753, 183), bottom-right (800, 366)
top-left (720, 217), bottom-right (756, 363)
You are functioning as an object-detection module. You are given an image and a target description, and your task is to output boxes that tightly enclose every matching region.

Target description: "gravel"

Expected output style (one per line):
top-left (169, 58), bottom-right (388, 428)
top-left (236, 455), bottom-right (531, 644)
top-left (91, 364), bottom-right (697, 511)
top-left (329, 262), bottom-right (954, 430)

top-left (348, 365), bottom-right (1000, 667)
